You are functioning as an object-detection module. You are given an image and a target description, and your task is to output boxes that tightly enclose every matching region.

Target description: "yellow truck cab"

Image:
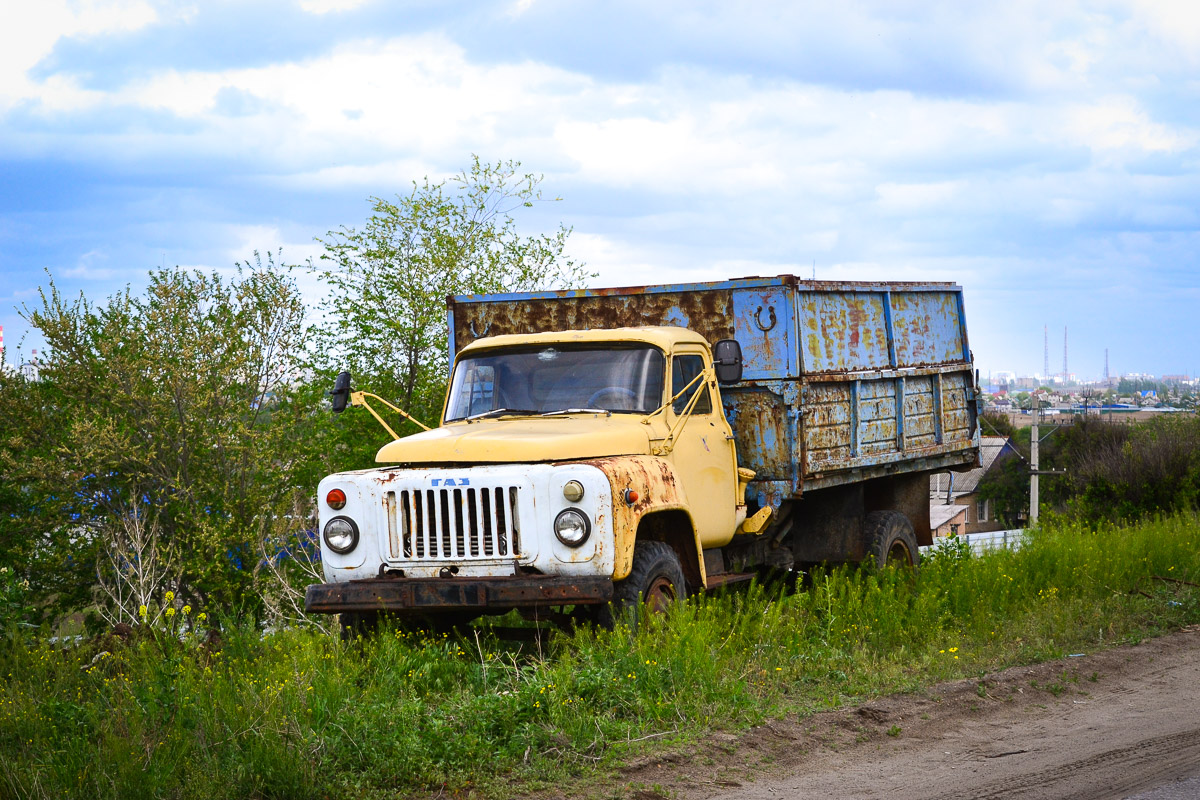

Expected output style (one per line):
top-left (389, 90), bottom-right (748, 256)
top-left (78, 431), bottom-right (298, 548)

top-left (305, 276), bottom-right (980, 630)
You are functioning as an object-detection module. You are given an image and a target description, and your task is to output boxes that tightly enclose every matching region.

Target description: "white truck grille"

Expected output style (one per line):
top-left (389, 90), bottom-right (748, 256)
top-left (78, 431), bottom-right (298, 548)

top-left (385, 486), bottom-right (521, 561)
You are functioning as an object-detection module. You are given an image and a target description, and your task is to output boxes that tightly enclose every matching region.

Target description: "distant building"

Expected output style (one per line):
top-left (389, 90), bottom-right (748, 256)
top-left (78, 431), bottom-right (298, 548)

top-left (929, 436), bottom-right (1018, 535)
top-left (930, 503), bottom-right (969, 537)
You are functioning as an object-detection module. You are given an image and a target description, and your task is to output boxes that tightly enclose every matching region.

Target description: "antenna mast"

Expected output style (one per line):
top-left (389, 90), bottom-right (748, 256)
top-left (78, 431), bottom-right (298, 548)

top-left (1043, 325), bottom-right (1049, 379)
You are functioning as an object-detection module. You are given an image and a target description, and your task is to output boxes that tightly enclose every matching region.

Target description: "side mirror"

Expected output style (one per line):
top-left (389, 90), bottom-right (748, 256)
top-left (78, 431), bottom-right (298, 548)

top-left (330, 370), bottom-right (352, 413)
top-left (713, 339), bottom-right (743, 384)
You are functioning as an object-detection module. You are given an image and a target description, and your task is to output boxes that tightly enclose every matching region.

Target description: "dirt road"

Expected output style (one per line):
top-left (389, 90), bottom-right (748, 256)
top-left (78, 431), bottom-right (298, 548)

top-left (620, 626), bottom-right (1200, 800)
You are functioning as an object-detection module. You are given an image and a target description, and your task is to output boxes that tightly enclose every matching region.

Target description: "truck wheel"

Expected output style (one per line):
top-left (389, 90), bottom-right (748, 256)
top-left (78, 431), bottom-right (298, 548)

top-left (589, 540), bottom-right (688, 629)
top-left (864, 510), bottom-right (920, 568)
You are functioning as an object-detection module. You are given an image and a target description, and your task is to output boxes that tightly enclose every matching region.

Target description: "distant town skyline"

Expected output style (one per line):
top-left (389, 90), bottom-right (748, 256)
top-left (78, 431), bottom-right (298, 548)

top-left (978, 323), bottom-right (1195, 387)
top-left (2, 2), bottom-right (1198, 379)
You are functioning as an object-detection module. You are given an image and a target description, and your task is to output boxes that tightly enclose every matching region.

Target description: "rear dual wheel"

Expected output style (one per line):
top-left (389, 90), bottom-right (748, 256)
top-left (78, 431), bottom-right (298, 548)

top-left (864, 510), bottom-right (920, 568)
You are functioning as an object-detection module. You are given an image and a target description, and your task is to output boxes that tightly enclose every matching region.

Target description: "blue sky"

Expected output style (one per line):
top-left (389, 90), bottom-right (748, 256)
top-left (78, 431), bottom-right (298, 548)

top-left (2, 0), bottom-right (1198, 380)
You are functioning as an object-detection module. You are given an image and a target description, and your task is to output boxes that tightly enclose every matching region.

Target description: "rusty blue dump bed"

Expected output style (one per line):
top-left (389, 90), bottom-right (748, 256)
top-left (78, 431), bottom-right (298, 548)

top-left (448, 275), bottom-right (979, 497)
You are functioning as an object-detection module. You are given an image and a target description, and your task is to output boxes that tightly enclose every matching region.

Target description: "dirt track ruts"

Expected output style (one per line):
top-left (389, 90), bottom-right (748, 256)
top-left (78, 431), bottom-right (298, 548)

top-left (612, 626), bottom-right (1200, 800)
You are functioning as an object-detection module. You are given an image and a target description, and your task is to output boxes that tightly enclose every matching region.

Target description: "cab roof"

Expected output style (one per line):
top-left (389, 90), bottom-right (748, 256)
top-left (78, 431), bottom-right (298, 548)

top-left (457, 326), bottom-right (710, 356)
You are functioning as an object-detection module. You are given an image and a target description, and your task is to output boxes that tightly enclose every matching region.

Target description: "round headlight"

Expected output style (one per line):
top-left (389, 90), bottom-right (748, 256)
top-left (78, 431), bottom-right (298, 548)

top-left (553, 508), bottom-right (591, 547)
top-left (323, 516), bottom-right (359, 554)
top-left (562, 480), bottom-right (585, 502)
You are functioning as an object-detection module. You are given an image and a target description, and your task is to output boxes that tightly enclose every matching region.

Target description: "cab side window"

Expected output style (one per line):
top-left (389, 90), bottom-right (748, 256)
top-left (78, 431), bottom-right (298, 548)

top-left (671, 354), bottom-right (712, 415)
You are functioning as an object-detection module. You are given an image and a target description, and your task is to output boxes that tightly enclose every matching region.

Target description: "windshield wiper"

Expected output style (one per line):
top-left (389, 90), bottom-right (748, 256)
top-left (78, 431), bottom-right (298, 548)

top-left (465, 408), bottom-right (540, 421)
top-left (541, 408), bottom-right (612, 417)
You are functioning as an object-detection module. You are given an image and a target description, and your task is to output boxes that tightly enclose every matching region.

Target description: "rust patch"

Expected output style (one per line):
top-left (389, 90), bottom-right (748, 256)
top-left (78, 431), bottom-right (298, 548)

top-left (580, 455), bottom-right (693, 582)
top-left (304, 576), bottom-right (613, 613)
top-left (452, 289), bottom-right (735, 353)
top-left (724, 388), bottom-right (791, 481)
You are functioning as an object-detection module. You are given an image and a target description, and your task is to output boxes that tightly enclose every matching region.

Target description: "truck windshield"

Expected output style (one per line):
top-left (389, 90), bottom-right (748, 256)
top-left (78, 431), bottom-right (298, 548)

top-left (445, 345), bottom-right (666, 421)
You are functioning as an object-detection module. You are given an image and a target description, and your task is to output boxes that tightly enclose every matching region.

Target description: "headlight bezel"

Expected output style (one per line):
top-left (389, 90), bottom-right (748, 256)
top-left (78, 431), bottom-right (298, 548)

top-left (323, 515), bottom-right (360, 554)
top-left (553, 507), bottom-right (591, 547)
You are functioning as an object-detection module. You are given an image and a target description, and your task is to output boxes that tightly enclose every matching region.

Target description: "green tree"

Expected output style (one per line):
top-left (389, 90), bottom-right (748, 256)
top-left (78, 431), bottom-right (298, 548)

top-left (0, 361), bottom-right (90, 625)
top-left (3, 257), bottom-right (319, 625)
top-left (979, 411), bottom-right (1015, 439)
top-left (312, 155), bottom-right (591, 456)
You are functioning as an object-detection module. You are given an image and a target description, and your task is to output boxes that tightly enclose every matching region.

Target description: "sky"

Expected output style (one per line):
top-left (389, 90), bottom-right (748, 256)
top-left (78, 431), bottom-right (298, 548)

top-left (1, 0), bottom-right (1198, 381)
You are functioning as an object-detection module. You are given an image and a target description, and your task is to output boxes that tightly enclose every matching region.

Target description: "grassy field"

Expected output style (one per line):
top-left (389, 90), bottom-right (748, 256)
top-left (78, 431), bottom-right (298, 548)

top-left (2, 513), bottom-right (1199, 800)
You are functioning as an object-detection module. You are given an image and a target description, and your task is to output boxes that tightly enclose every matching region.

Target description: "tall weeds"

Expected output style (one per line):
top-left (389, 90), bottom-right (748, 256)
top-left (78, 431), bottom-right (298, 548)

top-left (2, 514), bottom-right (1198, 799)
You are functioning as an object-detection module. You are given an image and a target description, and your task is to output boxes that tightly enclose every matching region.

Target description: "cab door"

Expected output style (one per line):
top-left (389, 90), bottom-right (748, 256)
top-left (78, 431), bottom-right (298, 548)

top-left (665, 348), bottom-right (740, 548)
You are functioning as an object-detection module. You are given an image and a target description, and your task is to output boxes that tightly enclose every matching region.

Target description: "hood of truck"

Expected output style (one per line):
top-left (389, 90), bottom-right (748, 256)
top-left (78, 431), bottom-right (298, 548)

top-left (374, 415), bottom-right (653, 464)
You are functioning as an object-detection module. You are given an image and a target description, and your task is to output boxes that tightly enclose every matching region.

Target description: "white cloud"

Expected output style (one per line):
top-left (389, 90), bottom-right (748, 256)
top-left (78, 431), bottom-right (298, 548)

top-left (101, 35), bottom-right (592, 168)
top-left (221, 223), bottom-right (324, 267)
top-left (275, 158), bottom-right (446, 190)
top-left (298, 0), bottom-right (372, 14)
top-left (566, 232), bottom-right (662, 288)
top-left (61, 247), bottom-right (144, 281)
top-left (0, 0), bottom-right (157, 109)
top-left (1063, 96), bottom-right (1198, 156)
top-left (556, 115), bottom-right (785, 194)
top-left (506, 0), bottom-right (537, 18)
top-left (1130, 0), bottom-right (1200, 66)
top-left (11, 15), bottom-right (1197, 207)
top-left (874, 181), bottom-right (966, 214)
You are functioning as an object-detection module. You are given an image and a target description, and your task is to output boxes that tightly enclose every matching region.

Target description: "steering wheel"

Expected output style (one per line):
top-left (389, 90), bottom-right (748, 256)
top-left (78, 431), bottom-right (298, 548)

top-left (587, 386), bottom-right (638, 410)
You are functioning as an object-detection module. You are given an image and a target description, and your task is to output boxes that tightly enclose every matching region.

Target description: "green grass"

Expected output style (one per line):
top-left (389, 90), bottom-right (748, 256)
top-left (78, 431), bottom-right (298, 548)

top-left (3, 513), bottom-right (1200, 799)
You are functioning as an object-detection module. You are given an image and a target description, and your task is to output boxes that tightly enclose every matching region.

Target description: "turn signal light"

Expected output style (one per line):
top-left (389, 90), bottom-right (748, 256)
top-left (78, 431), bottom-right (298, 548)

top-left (623, 489), bottom-right (639, 505)
top-left (326, 488), bottom-right (347, 510)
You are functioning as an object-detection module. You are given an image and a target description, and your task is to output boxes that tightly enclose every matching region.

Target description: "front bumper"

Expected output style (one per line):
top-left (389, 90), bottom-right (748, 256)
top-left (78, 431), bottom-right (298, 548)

top-left (304, 576), bottom-right (614, 614)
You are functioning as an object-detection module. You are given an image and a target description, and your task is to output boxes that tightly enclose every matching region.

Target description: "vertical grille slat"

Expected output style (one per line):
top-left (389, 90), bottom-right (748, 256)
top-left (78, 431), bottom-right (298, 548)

top-left (426, 489), bottom-right (438, 558)
top-left (508, 487), bottom-right (520, 557)
top-left (439, 489), bottom-right (451, 557)
top-left (400, 492), bottom-right (413, 558)
top-left (386, 493), bottom-right (399, 559)
top-left (470, 489), bottom-right (482, 557)
top-left (494, 487), bottom-right (507, 556)
top-left (451, 488), bottom-right (464, 559)
top-left (388, 481), bottom-right (523, 562)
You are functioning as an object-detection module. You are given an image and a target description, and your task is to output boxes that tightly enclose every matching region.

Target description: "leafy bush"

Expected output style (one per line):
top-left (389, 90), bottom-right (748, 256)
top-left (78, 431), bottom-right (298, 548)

top-left (1067, 416), bottom-right (1200, 521)
top-left (0, 566), bottom-right (33, 634)
top-left (0, 258), bottom-right (321, 625)
top-left (980, 415), bottom-right (1200, 525)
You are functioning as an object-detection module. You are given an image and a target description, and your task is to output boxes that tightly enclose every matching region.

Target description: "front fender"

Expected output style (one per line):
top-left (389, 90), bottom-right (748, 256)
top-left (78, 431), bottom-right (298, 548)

top-left (581, 455), bottom-right (704, 584)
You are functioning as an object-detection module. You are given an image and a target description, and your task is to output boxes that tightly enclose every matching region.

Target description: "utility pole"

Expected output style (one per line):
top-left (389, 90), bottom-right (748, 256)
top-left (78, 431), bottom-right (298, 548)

top-left (1030, 407), bottom-right (1040, 524)
top-left (1028, 399), bottom-right (1066, 526)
